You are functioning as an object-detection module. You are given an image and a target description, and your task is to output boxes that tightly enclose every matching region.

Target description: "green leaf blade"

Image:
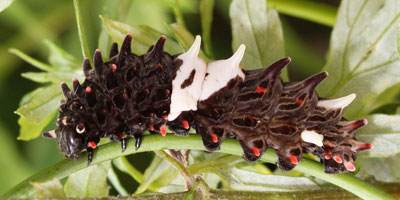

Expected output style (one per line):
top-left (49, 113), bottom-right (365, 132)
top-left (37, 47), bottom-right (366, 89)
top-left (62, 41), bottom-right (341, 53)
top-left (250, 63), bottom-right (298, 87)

top-left (357, 114), bottom-right (400, 157)
top-left (167, 23), bottom-right (208, 61)
top-left (318, 0), bottom-right (400, 118)
top-left (9, 48), bottom-right (53, 71)
top-left (44, 40), bottom-right (81, 71)
top-left (230, 0), bottom-right (286, 80)
top-left (31, 178), bottom-right (65, 198)
top-left (200, 0), bottom-right (215, 58)
top-left (268, 0), bottom-right (337, 27)
top-left (101, 16), bottom-right (183, 55)
top-left (64, 161), bottom-right (111, 198)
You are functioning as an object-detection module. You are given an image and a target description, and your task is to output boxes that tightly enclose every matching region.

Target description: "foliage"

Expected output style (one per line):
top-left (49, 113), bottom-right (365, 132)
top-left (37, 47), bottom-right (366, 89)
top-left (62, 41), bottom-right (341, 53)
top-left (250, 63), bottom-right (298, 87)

top-left (2, 0), bottom-right (400, 199)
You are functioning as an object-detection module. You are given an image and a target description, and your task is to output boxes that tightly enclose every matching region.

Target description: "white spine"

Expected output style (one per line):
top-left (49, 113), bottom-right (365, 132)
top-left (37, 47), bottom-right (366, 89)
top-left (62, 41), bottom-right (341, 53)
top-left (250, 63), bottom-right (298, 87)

top-left (199, 44), bottom-right (246, 101)
top-left (317, 93), bottom-right (356, 110)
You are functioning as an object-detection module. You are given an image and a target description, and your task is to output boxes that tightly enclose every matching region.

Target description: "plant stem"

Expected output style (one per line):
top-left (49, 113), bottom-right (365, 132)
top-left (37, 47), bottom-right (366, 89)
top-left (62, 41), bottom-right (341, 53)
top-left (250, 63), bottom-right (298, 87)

top-left (73, 0), bottom-right (92, 64)
top-left (2, 134), bottom-right (395, 200)
top-left (155, 151), bottom-right (195, 189)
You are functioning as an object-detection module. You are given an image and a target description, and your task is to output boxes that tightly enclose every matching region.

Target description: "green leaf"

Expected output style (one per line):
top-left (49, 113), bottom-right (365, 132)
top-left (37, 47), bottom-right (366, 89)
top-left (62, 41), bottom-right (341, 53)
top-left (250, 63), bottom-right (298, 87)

top-left (230, 0), bottom-right (286, 80)
top-left (31, 178), bottom-right (65, 198)
top-left (167, 23), bottom-right (208, 60)
top-left (15, 85), bottom-right (63, 140)
top-left (0, 0), bottom-right (13, 13)
top-left (73, 0), bottom-right (91, 63)
top-left (44, 40), bottom-right (81, 71)
top-left (171, 0), bottom-right (186, 28)
top-left (64, 161), bottom-right (111, 198)
top-left (107, 167), bottom-right (129, 196)
top-left (200, 0), bottom-right (215, 58)
top-left (9, 48), bottom-right (53, 71)
top-left (15, 84), bottom-right (63, 125)
top-left (317, 0), bottom-right (400, 118)
top-left (268, 0), bottom-right (337, 27)
top-left (98, 25), bottom-right (112, 61)
top-left (228, 168), bottom-right (320, 192)
top-left (135, 156), bottom-right (170, 194)
top-left (358, 154), bottom-right (400, 183)
top-left (17, 111), bottom-right (57, 141)
top-left (101, 16), bottom-right (183, 55)
top-left (21, 72), bottom-right (84, 84)
top-left (357, 114), bottom-right (400, 157)
top-left (113, 157), bottom-right (144, 183)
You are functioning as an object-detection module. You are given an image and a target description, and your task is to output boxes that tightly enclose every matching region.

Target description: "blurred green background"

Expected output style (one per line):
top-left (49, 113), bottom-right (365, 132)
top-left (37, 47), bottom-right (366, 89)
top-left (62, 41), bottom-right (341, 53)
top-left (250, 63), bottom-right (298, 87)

top-left (0, 0), bottom-right (338, 194)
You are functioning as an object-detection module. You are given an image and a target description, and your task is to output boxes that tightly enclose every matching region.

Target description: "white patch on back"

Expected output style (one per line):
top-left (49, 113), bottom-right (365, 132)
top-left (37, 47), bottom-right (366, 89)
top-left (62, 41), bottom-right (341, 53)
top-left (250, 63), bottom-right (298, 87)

top-left (199, 44), bottom-right (246, 101)
top-left (168, 36), bottom-right (206, 121)
top-left (301, 130), bottom-right (324, 147)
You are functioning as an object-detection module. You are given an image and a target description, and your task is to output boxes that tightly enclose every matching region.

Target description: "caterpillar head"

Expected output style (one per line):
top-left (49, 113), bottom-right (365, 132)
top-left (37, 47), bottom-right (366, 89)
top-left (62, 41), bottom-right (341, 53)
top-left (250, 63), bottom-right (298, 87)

top-left (43, 81), bottom-right (88, 160)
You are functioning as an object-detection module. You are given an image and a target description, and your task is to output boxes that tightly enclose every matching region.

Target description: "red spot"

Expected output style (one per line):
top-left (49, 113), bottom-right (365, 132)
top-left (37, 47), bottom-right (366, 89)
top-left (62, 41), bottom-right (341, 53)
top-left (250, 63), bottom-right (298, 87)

top-left (144, 89), bottom-right (149, 94)
top-left (256, 87), bottom-right (266, 93)
top-left (111, 64), bottom-right (117, 72)
top-left (163, 115), bottom-right (168, 120)
top-left (122, 93), bottom-right (128, 99)
top-left (102, 109), bottom-right (107, 114)
top-left (351, 119), bottom-right (368, 129)
top-left (324, 148), bottom-right (332, 159)
top-left (324, 153), bottom-right (331, 159)
top-left (295, 99), bottom-right (304, 105)
top-left (149, 125), bottom-right (154, 131)
top-left (181, 120), bottom-right (189, 129)
top-left (165, 89), bottom-right (170, 95)
top-left (118, 132), bottom-right (125, 139)
top-left (160, 35), bottom-right (166, 40)
top-left (210, 133), bottom-right (218, 143)
top-left (252, 147), bottom-right (260, 156)
top-left (358, 143), bottom-right (373, 150)
top-left (127, 33), bottom-right (133, 38)
top-left (95, 49), bottom-right (101, 53)
top-left (160, 125), bottom-right (166, 136)
top-left (289, 155), bottom-right (298, 165)
top-left (344, 162), bottom-right (356, 172)
top-left (72, 78), bottom-right (78, 82)
top-left (148, 112), bottom-right (154, 117)
top-left (85, 87), bottom-right (92, 93)
top-left (88, 141), bottom-right (97, 149)
top-left (156, 64), bottom-right (163, 69)
top-left (333, 155), bottom-right (343, 163)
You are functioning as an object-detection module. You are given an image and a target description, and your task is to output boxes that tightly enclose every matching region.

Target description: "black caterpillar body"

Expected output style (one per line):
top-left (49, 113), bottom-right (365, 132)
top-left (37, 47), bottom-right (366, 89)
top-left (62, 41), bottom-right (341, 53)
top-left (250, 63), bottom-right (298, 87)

top-left (43, 34), bottom-right (373, 174)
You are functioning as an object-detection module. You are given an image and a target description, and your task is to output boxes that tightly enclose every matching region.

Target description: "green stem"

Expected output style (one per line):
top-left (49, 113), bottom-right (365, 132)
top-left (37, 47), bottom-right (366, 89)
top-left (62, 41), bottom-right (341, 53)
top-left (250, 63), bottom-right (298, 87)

top-left (73, 0), bottom-right (92, 64)
top-left (155, 151), bottom-right (195, 189)
top-left (2, 134), bottom-right (394, 200)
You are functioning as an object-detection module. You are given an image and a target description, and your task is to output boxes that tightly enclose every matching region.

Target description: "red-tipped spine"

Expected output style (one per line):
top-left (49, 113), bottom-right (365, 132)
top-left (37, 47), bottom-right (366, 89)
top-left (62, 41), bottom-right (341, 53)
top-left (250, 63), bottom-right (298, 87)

top-left (289, 155), bottom-right (298, 165)
top-left (160, 125), bottom-right (166, 136)
top-left (181, 120), bottom-right (189, 129)
top-left (88, 141), bottom-right (97, 149)
top-left (252, 147), bottom-right (260, 156)
top-left (211, 133), bottom-right (218, 143)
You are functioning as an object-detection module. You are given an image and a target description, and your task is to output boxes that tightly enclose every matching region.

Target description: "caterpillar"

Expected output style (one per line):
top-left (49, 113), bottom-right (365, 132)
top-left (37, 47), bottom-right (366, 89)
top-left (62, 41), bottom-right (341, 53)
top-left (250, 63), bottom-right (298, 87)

top-left (42, 34), bottom-right (373, 174)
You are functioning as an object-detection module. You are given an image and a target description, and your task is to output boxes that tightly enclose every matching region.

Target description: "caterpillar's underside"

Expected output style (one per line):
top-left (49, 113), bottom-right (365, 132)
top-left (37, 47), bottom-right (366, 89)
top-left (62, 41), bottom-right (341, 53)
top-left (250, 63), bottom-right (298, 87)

top-left (43, 34), bottom-right (373, 174)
